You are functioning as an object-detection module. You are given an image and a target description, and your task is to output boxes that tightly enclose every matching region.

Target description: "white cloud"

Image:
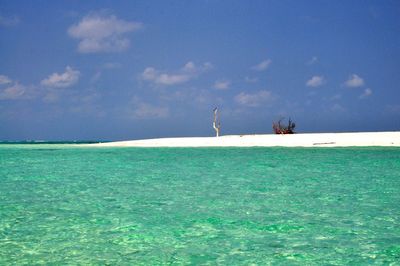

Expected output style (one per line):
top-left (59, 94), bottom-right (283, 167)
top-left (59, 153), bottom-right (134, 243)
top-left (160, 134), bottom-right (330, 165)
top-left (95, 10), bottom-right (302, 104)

top-left (141, 62), bottom-right (212, 86)
top-left (252, 59), bottom-right (272, 71)
top-left (68, 12), bottom-right (142, 53)
top-left (0, 83), bottom-right (26, 100)
top-left (0, 15), bottom-right (20, 27)
top-left (214, 79), bottom-right (230, 90)
top-left (359, 88), bottom-right (372, 99)
top-left (182, 61), bottom-right (213, 72)
top-left (345, 74), bottom-right (364, 88)
top-left (41, 66), bottom-right (80, 88)
top-left (234, 90), bottom-right (275, 107)
top-left (182, 61), bottom-right (196, 72)
top-left (306, 56), bottom-right (318, 65)
top-left (142, 67), bottom-right (190, 85)
top-left (306, 75), bottom-right (325, 87)
top-left (0, 75), bottom-right (12, 85)
top-left (141, 67), bottom-right (157, 80)
top-left (157, 73), bottom-right (190, 85)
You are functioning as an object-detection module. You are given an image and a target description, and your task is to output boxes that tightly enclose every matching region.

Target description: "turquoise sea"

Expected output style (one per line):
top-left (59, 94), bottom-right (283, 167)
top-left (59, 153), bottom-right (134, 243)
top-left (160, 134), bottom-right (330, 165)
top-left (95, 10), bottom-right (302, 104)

top-left (1, 145), bottom-right (399, 265)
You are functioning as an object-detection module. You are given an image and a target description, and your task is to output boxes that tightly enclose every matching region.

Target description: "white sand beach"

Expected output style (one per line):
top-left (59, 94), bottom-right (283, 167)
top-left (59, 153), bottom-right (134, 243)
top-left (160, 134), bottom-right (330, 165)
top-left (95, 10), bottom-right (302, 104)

top-left (88, 131), bottom-right (400, 147)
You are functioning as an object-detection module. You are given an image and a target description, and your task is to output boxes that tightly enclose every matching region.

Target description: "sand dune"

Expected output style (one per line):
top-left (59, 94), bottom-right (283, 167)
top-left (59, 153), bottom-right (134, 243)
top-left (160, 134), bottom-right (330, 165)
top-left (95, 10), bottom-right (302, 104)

top-left (88, 131), bottom-right (400, 147)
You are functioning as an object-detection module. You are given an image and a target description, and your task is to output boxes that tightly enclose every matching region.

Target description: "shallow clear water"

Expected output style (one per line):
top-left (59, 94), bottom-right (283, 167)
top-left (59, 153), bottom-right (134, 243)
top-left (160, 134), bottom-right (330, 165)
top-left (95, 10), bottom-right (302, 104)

top-left (1, 145), bottom-right (399, 264)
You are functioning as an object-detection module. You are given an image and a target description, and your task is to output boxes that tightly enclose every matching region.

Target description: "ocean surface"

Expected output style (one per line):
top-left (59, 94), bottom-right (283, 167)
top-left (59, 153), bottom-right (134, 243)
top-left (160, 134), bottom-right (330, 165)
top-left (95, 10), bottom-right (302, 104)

top-left (1, 145), bottom-right (399, 265)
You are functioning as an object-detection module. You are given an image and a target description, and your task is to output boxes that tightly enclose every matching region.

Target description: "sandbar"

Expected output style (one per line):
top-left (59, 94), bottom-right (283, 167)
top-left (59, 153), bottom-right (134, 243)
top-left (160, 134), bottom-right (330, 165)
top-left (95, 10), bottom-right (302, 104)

top-left (87, 131), bottom-right (400, 147)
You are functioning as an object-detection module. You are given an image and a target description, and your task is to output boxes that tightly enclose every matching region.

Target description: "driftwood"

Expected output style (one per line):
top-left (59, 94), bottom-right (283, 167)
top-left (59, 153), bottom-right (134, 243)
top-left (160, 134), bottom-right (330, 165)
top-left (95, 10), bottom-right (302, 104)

top-left (272, 117), bottom-right (296, 134)
top-left (213, 107), bottom-right (221, 137)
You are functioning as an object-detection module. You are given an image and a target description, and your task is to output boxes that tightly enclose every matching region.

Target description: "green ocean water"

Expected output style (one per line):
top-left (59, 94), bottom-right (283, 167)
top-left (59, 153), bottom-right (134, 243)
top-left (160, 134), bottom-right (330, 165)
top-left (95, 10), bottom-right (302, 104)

top-left (0, 145), bottom-right (399, 265)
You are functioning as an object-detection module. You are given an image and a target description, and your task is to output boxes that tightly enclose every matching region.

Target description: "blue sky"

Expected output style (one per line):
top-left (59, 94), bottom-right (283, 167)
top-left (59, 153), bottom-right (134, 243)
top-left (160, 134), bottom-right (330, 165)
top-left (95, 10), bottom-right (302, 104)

top-left (1, 0), bottom-right (399, 140)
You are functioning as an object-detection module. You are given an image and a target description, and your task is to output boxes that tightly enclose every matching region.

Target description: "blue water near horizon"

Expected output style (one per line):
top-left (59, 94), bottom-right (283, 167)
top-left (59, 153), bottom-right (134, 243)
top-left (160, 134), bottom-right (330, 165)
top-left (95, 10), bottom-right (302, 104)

top-left (0, 140), bottom-right (108, 144)
top-left (1, 145), bottom-right (399, 264)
